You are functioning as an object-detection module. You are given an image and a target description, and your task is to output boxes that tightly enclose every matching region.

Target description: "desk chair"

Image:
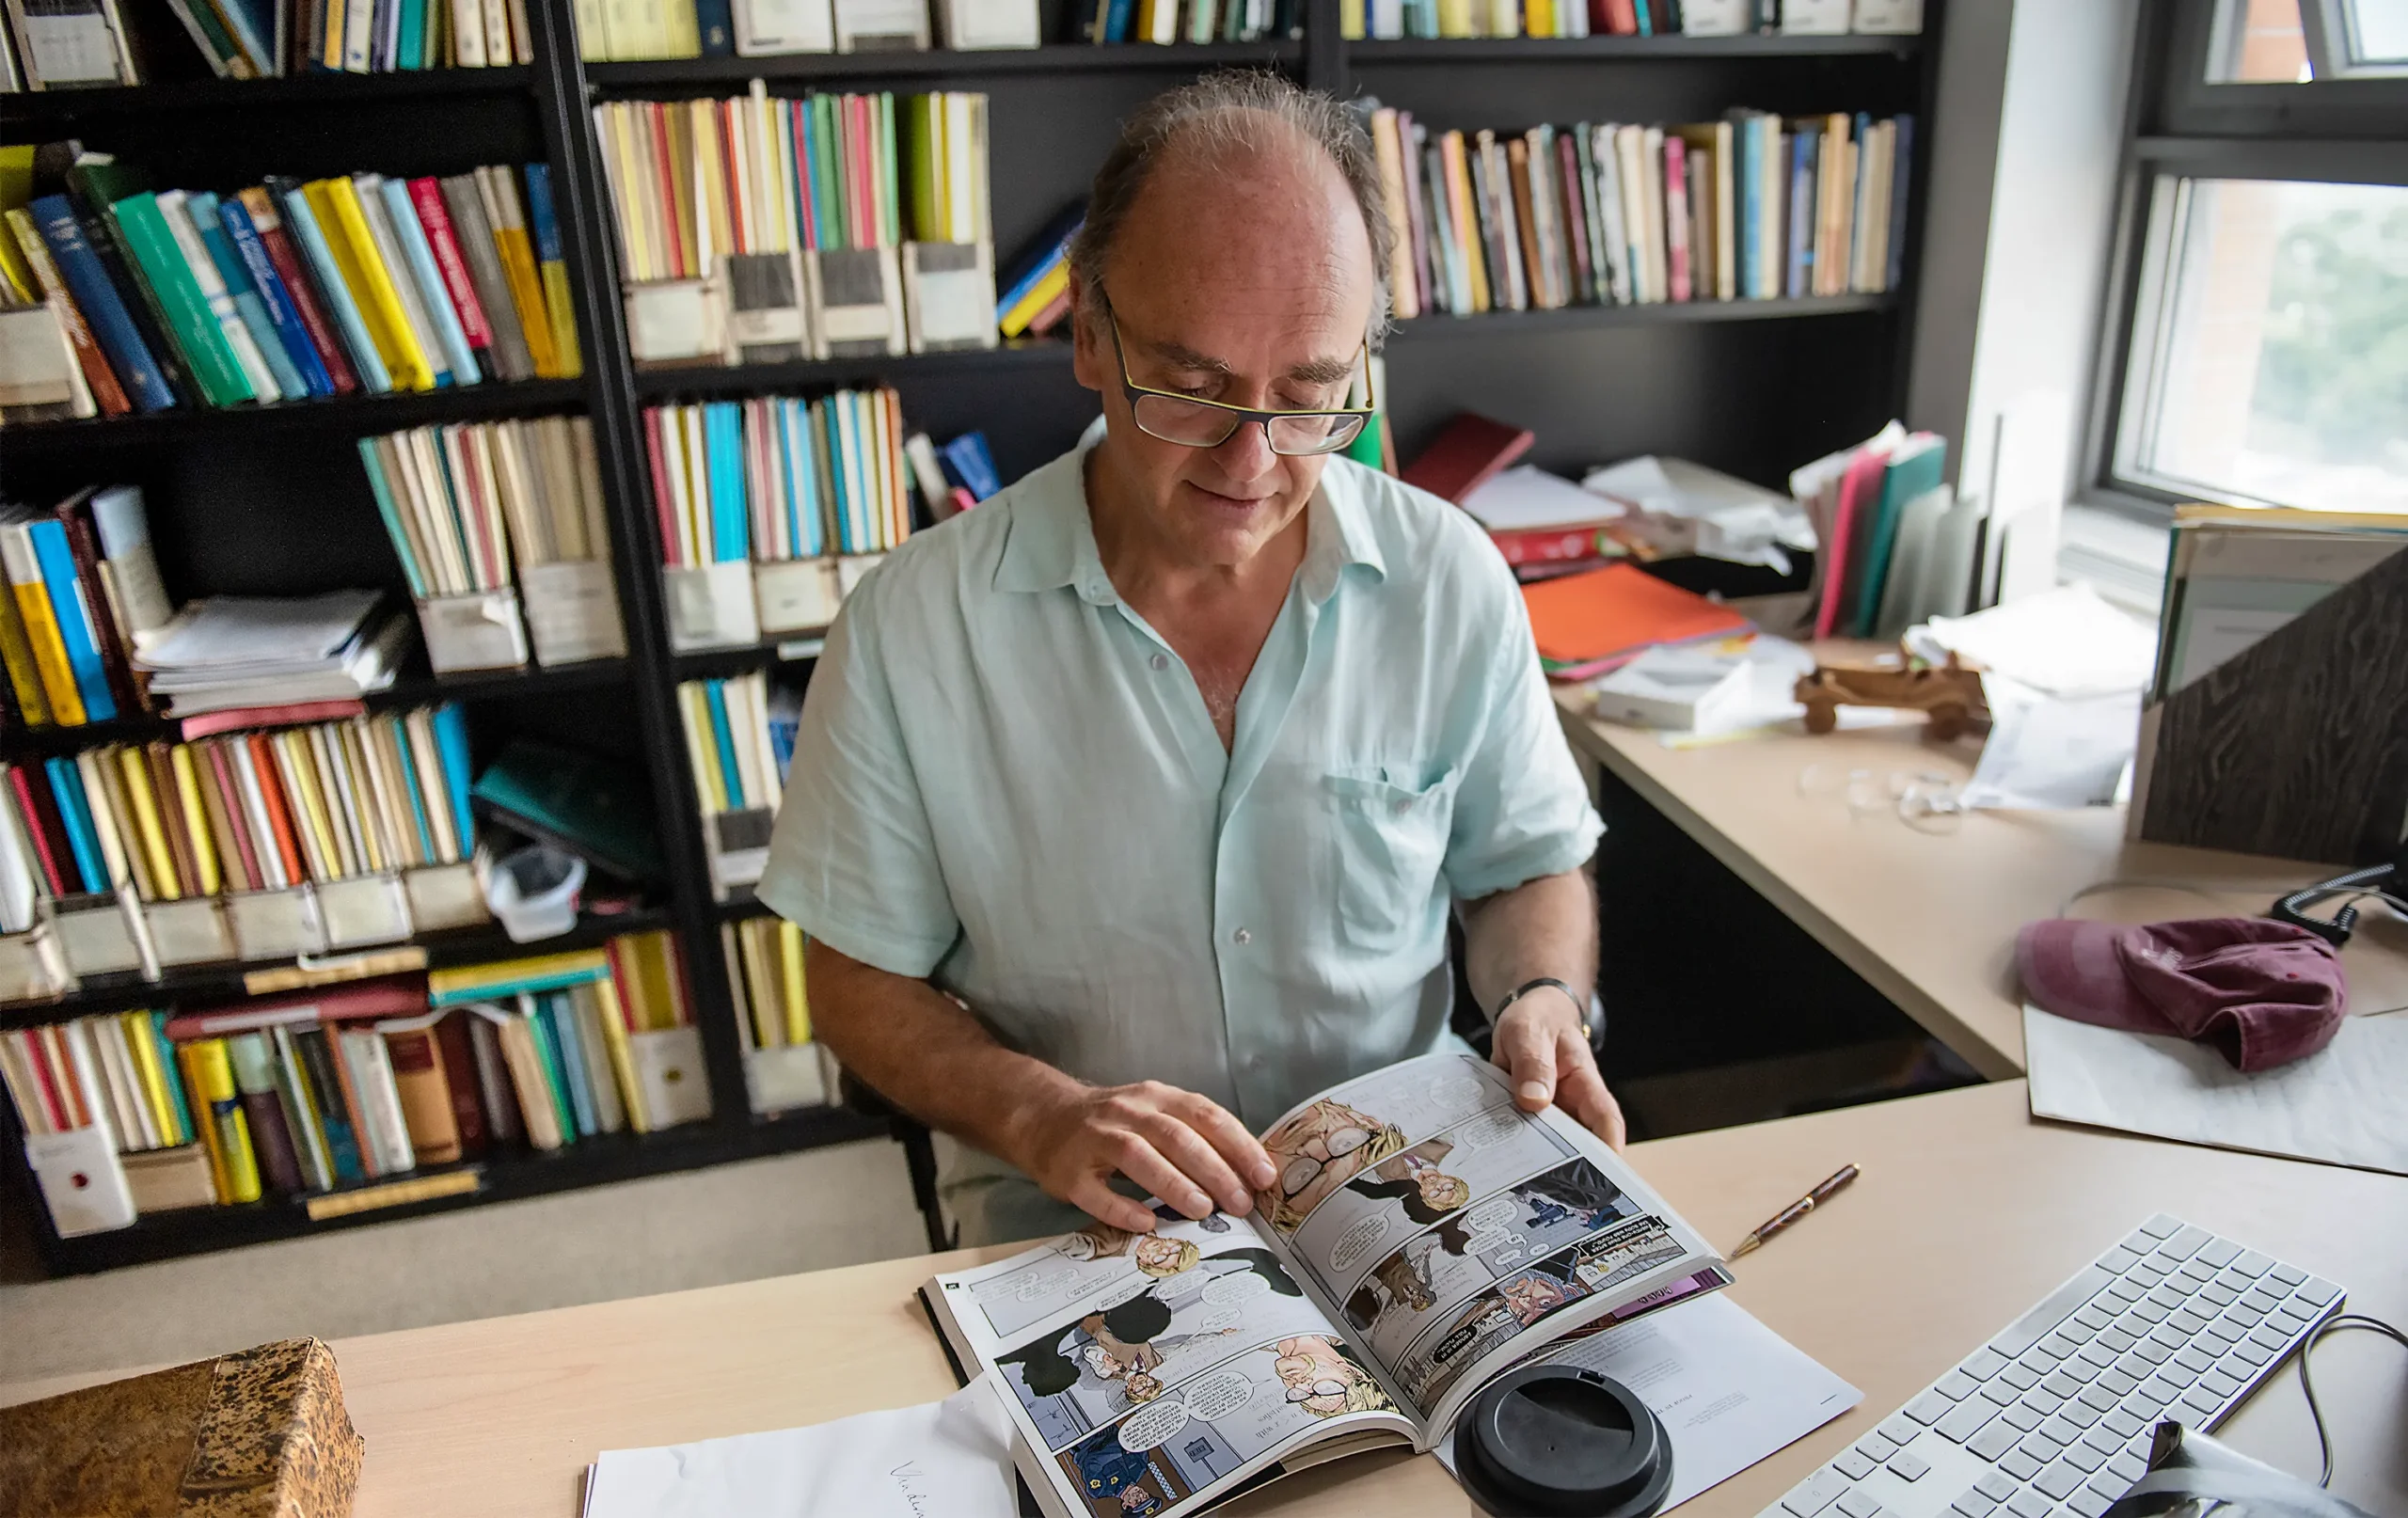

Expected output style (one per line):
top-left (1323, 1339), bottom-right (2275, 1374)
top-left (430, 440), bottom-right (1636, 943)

top-left (840, 923), bottom-right (1609, 1254)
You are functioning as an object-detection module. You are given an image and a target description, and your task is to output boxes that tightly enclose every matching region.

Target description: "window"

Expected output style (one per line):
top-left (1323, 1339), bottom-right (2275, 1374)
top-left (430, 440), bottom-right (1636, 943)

top-left (2086, 0), bottom-right (2408, 518)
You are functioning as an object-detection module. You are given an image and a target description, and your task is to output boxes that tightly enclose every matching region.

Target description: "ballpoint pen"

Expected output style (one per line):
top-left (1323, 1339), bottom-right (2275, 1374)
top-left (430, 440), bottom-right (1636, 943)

top-left (1729, 1163), bottom-right (1860, 1258)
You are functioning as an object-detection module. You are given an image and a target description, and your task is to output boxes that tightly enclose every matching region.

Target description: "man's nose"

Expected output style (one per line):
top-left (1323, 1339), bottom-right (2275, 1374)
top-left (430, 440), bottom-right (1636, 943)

top-left (1210, 416), bottom-right (1279, 478)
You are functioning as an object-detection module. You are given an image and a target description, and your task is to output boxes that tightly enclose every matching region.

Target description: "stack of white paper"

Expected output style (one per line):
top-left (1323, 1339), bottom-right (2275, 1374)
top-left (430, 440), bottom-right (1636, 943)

top-left (135, 591), bottom-right (408, 716)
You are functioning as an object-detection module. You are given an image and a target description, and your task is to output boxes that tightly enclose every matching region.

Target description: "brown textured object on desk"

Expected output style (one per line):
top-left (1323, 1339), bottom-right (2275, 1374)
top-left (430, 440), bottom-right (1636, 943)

top-left (0, 1336), bottom-right (364, 1517)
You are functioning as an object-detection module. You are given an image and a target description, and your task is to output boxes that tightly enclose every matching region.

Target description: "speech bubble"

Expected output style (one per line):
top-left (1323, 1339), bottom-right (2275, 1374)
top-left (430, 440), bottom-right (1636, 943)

top-left (1196, 1307), bottom-right (1243, 1335)
top-left (1096, 1278), bottom-right (1153, 1310)
top-left (1202, 1270), bottom-right (1273, 1307)
top-left (1454, 1109), bottom-right (1526, 1150)
top-left (1117, 1399), bottom-right (1192, 1452)
top-left (1426, 1072), bottom-right (1489, 1116)
top-left (1011, 1268), bottom-right (1074, 1303)
top-left (1329, 1214), bottom-right (1392, 1276)
top-left (1465, 1195), bottom-right (1519, 1229)
top-left (1183, 1370), bottom-right (1255, 1421)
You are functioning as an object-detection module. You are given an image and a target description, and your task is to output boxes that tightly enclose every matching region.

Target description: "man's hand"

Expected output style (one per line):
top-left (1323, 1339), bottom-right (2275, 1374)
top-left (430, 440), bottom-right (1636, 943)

top-left (1492, 988), bottom-right (1626, 1148)
top-left (1007, 1080), bottom-right (1278, 1234)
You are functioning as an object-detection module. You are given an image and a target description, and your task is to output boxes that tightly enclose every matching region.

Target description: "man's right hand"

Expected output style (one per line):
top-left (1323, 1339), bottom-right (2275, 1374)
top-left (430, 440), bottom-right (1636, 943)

top-left (1007, 1080), bottom-right (1277, 1234)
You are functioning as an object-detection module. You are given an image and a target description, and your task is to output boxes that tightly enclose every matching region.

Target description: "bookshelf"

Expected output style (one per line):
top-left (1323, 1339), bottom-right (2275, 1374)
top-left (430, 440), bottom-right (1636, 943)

top-left (0, 0), bottom-right (1942, 1274)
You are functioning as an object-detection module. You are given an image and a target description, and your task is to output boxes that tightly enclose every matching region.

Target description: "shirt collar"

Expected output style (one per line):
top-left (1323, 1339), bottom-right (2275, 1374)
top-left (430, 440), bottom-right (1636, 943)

top-left (992, 441), bottom-right (1388, 604)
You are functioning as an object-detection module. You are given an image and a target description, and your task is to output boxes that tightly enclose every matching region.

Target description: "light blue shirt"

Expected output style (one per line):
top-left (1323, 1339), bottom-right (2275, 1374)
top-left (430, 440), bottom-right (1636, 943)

top-left (757, 440), bottom-right (1602, 1237)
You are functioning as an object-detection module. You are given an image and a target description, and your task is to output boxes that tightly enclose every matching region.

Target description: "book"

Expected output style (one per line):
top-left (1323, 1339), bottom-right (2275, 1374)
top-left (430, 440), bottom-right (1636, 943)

top-left (923, 1052), bottom-right (1726, 1518)
top-left (1520, 561), bottom-right (1752, 680)
top-left (1397, 411), bottom-right (1533, 503)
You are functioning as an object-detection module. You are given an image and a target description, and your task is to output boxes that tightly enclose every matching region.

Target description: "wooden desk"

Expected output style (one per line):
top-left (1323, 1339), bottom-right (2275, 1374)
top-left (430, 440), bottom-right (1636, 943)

top-left (1553, 689), bottom-right (2408, 1078)
top-left (8, 1083), bottom-right (2401, 1517)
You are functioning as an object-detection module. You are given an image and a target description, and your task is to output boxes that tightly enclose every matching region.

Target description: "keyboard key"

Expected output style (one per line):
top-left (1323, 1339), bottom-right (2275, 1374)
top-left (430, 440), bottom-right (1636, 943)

top-left (2007, 1490), bottom-right (2052, 1518)
top-left (1964, 1348), bottom-right (2010, 1381)
top-left (2040, 1331), bottom-right (2085, 1358)
top-left (2064, 1441), bottom-right (2109, 1474)
top-left (1892, 1452), bottom-right (1932, 1482)
top-left (2000, 1362), bottom-right (2043, 1392)
top-left (2109, 1450), bottom-right (2148, 1483)
top-left (2164, 1225), bottom-right (2210, 1257)
top-left (2074, 1341), bottom-right (2118, 1370)
top-left (2072, 1304), bottom-right (2116, 1332)
top-left (1909, 1390), bottom-right (1956, 1425)
top-left (2001, 1448), bottom-right (2046, 1482)
top-left (1932, 1370), bottom-right (1979, 1401)
top-left (2041, 1371), bottom-right (2083, 1399)
top-left (2128, 1298), bottom-right (2172, 1324)
top-left (1856, 1434), bottom-right (1899, 1463)
top-left (2179, 1388), bottom-right (2224, 1419)
top-left (2097, 1327), bottom-right (2139, 1353)
top-left (2249, 1324), bottom-right (2294, 1352)
top-left (2036, 1462), bottom-right (2088, 1500)
top-left (1937, 1400), bottom-right (1998, 1443)
top-left (1952, 1494), bottom-right (1998, 1518)
top-left (2076, 1384), bottom-right (2120, 1414)
top-left (2170, 1308), bottom-right (2212, 1336)
top-left (2063, 1399), bottom-right (2103, 1430)
top-left (2171, 1346), bottom-right (2214, 1374)
top-left (2268, 1263), bottom-right (2305, 1287)
top-left (2099, 1245), bottom-right (2143, 1273)
top-left (2102, 1280), bottom-right (2144, 1305)
top-left (1838, 1490), bottom-right (1883, 1518)
top-left (2069, 1487), bottom-right (2116, 1518)
top-left (2273, 1305), bottom-right (2316, 1333)
top-left (2202, 1368), bottom-right (2244, 1399)
top-left (2099, 1368), bottom-right (2140, 1398)
top-left (2041, 1415), bottom-right (2084, 1446)
top-left (2195, 1239), bottom-right (2241, 1267)
top-left (2128, 1263), bottom-right (2169, 1288)
top-left (2175, 1258), bottom-right (2217, 1284)
top-left (1977, 1472), bottom-right (2018, 1501)
top-left (2200, 1282), bottom-right (2240, 1307)
top-left (2081, 1426), bottom-right (2125, 1458)
top-left (2021, 1433), bottom-right (2067, 1463)
top-left (2232, 1338), bottom-right (2276, 1368)
top-left (2228, 1250), bottom-right (2273, 1277)
top-left (2002, 1403), bottom-right (2047, 1432)
top-left (2300, 1277), bottom-right (2341, 1306)
top-left (1982, 1382), bottom-right (2020, 1406)
top-left (1879, 1415), bottom-right (1922, 1447)
top-left (2138, 1215), bottom-right (2180, 1239)
top-left (2131, 1339), bottom-right (2175, 1367)
top-left (2024, 1346), bottom-right (2067, 1373)
top-left (1971, 1421), bottom-right (2023, 1461)
top-left (2104, 1408), bottom-right (2146, 1439)
top-left (1835, 1449), bottom-right (1877, 1481)
top-left (2242, 1288), bottom-right (2285, 1315)
top-left (1993, 1266), bottom-right (2117, 1356)
top-left (1782, 1468), bottom-right (1853, 1516)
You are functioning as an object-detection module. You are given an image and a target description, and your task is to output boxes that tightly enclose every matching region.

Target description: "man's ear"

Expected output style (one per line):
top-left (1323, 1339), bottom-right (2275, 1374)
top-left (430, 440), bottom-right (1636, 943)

top-left (1069, 276), bottom-right (1107, 396)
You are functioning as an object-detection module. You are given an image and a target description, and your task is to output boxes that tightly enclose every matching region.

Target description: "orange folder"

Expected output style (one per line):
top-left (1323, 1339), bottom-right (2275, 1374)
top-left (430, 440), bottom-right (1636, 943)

top-left (1520, 562), bottom-right (1751, 678)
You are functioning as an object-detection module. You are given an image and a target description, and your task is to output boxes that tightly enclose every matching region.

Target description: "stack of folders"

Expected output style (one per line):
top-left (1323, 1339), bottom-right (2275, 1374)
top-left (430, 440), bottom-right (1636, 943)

top-left (722, 913), bottom-right (836, 1114)
top-left (593, 84), bottom-right (993, 368)
top-left (1073, 0), bottom-right (1301, 40)
top-left (357, 415), bottom-right (628, 672)
top-left (1792, 424), bottom-right (1963, 640)
top-left (0, 150), bottom-right (576, 424)
top-left (0, 705), bottom-right (488, 994)
top-left (644, 387), bottom-right (916, 650)
top-left (573, 0), bottom-right (1045, 61)
top-left (674, 670), bottom-right (795, 896)
top-left (0, 0), bottom-right (538, 86)
top-left (1338, 0), bottom-right (1920, 36)
top-left (0, 485), bottom-right (171, 728)
top-left (135, 589), bottom-right (409, 718)
top-left (1367, 105), bottom-right (1912, 323)
top-left (0, 934), bottom-right (705, 1238)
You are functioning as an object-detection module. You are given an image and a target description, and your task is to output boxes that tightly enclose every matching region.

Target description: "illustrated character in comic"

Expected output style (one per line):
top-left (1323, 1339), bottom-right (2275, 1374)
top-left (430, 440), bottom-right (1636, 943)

top-left (1062, 1226), bottom-right (1207, 1277)
top-left (1258, 1098), bottom-right (1408, 1232)
top-left (1273, 1335), bottom-right (1395, 1417)
top-left (1497, 1270), bottom-right (1578, 1327)
top-left (1516, 1160), bottom-right (1626, 1232)
top-left (1066, 1432), bottom-right (1164, 1517)
top-left (1344, 1137), bottom-right (1475, 1226)
top-left (1344, 1242), bottom-right (1439, 1329)
top-left (1123, 1371), bottom-right (1165, 1404)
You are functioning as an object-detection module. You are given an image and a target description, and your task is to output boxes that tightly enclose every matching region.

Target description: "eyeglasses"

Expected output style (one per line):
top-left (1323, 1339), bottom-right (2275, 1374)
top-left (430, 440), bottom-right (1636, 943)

top-left (1286, 1379), bottom-right (1352, 1402)
top-left (1099, 291), bottom-right (1374, 458)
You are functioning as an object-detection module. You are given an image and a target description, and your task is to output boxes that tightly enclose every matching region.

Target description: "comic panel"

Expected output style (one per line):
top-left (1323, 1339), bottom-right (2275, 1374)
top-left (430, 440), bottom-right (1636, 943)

top-left (1050, 1336), bottom-right (1402, 1518)
top-left (1253, 1054), bottom-right (1516, 1235)
top-left (959, 1210), bottom-right (1247, 1340)
top-left (1389, 1215), bottom-right (1686, 1415)
top-left (993, 1242), bottom-right (1337, 1453)
top-left (1289, 1107), bottom-right (1578, 1301)
top-left (1341, 1157), bottom-right (1645, 1366)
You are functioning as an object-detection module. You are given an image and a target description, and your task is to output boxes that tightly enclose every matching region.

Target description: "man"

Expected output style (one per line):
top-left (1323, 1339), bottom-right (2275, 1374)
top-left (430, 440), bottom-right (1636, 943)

top-left (757, 71), bottom-right (1618, 1247)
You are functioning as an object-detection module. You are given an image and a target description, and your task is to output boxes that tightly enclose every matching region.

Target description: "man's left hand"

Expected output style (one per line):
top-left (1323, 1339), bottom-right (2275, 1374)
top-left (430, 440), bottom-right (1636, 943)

top-left (1491, 988), bottom-right (1626, 1147)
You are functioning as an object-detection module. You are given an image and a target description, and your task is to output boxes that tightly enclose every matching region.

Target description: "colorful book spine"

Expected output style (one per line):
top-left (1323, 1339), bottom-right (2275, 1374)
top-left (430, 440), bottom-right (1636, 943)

top-left (29, 195), bottom-right (177, 413)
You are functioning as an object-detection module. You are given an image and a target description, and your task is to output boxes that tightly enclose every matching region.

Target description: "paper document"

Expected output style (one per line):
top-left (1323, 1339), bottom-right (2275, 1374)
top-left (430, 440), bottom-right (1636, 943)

top-left (1460, 465), bottom-right (1624, 531)
top-left (2024, 1006), bottom-right (2408, 1177)
top-left (1434, 1293), bottom-right (1861, 1510)
top-left (581, 1373), bottom-right (1020, 1518)
top-left (1908, 585), bottom-right (2156, 699)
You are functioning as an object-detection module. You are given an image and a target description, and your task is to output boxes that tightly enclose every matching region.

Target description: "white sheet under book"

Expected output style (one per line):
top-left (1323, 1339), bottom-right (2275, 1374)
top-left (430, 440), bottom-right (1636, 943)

top-left (2023, 1005), bottom-right (2408, 1177)
top-left (581, 1372), bottom-right (1019, 1518)
top-left (1433, 1293), bottom-right (1861, 1511)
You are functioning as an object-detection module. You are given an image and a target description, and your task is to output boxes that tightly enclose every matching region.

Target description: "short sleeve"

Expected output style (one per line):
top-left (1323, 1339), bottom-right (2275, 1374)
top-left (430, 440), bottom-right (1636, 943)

top-left (755, 582), bottom-right (961, 976)
top-left (1442, 575), bottom-right (1605, 901)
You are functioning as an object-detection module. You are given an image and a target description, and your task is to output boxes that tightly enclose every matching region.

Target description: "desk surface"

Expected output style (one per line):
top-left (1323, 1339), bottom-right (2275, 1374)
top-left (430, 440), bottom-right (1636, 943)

top-left (1553, 688), bottom-right (2408, 1079)
top-left (8, 1083), bottom-right (2401, 1517)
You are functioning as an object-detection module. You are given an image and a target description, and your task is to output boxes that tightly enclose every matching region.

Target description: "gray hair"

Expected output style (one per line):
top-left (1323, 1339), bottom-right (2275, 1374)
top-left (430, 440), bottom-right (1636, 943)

top-left (1068, 71), bottom-right (1394, 345)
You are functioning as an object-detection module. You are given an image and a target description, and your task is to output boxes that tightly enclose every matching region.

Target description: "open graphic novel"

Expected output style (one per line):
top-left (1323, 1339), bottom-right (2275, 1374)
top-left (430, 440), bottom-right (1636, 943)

top-left (920, 1053), bottom-right (1732, 1518)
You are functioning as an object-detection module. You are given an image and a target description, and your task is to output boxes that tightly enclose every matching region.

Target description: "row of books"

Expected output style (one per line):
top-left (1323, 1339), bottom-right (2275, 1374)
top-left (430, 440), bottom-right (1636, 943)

top-left (721, 911), bottom-right (837, 1112)
top-left (1070, 0), bottom-right (1303, 42)
top-left (1793, 422), bottom-right (1957, 640)
top-left (596, 87), bottom-right (995, 366)
top-left (1370, 107), bottom-right (1912, 321)
top-left (995, 205), bottom-right (1081, 341)
top-left (0, 485), bottom-right (170, 729)
top-left (0, 147), bottom-right (577, 423)
top-left (647, 390), bottom-right (917, 570)
top-left (573, 0), bottom-right (1053, 61)
top-left (1339, 0), bottom-right (1919, 37)
top-left (678, 671), bottom-right (793, 897)
top-left (3, 936), bottom-right (725, 1237)
top-left (0, 0), bottom-right (534, 88)
top-left (0, 705), bottom-right (478, 921)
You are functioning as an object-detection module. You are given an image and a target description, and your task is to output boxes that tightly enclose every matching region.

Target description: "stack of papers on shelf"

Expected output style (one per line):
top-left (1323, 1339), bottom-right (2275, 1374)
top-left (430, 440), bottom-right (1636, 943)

top-left (135, 591), bottom-right (409, 717)
top-left (1583, 455), bottom-right (1819, 575)
top-left (1591, 636), bottom-right (1815, 735)
top-left (1522, 562), bottom-right (1753, 681)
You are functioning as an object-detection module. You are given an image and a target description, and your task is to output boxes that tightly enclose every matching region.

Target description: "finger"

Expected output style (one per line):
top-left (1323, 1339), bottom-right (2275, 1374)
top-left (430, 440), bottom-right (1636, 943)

top-left (1067, 1176), bottom-right (1158, 1235)
top-left (1107, 1131), bottom-right (1217, 1220)
top-left (1495, 1013), bottom-right (1558, 1111)
top-left (1137, 1110), bottom-right (1251, 1218)
top-left (1554, 1033), bottom-right (1626, 1148)
top-left (1168, 1090), bottom-right (1278, 1195)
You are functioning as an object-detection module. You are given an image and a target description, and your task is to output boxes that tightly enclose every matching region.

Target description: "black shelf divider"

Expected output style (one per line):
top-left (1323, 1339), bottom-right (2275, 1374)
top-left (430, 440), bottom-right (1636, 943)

top-left (0, 65), bottom-right (534, 125)
top-left (589, 40), bottom-right (1303, 89)
top-left (1346, 32), bottom-right (1920, 63)
top-left (0, 378), bottom-right (588, 453)
top-left (628, 340), bottom-right (1076, 398)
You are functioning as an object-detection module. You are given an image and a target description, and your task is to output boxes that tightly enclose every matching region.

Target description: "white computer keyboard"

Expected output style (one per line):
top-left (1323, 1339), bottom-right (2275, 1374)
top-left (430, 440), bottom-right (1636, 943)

top-left (1763, 1213), bottom-right (2345, 1518)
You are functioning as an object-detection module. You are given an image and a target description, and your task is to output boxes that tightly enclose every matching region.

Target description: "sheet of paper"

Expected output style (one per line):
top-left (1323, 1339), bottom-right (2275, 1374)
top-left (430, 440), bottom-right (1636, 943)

top-left (1460, 465), bottom-right (1624, 532)
top-left (1956, 672), bottom-right (2139, 810)
top-left (581, 1373), bottom-right (1020, 1518)
top-left (2024, 1006), bottom-right (2408, 1176)
top-left (1433, 1293), bottom-right (1861, 1511)
top-left (1909, 584), bottom-right (2157, 700)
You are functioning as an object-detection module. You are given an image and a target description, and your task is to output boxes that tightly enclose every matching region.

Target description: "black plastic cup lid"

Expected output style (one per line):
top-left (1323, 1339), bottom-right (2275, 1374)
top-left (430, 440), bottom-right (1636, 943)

top-left (1453, 1365), bottom-right (1674, 1518)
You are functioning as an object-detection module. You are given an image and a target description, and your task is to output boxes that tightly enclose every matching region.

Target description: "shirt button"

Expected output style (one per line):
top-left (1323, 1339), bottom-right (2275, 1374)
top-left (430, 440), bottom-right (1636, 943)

top-left (1392, 799), bottom-right (1412, 814)
top-left (1233, 928), bottom-right (1252, 945)
top-left (1149, 653), bottom-right (1169, 672)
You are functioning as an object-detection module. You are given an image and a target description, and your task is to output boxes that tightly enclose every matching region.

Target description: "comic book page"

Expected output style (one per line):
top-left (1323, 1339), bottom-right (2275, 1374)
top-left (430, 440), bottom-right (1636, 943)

top-left (1248, 1052), bottom-right (1726, 1440)
top-left (927, 1211), bottom-right (1417, 1518)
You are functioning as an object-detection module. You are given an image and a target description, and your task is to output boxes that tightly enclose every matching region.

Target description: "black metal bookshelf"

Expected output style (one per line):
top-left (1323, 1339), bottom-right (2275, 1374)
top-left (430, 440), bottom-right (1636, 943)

top-left (0, 0), bottom-right (1943, 1273)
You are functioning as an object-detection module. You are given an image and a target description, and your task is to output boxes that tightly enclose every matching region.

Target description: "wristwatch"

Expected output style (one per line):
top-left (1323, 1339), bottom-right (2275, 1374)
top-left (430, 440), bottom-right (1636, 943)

top-left (1491, 976), bottom-right (1591, 1039)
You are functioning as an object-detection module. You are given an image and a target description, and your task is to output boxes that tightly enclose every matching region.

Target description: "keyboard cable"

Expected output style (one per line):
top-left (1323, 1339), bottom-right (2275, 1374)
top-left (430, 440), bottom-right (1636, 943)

top-left (2296, 1312), bottom-right (2408, 1488)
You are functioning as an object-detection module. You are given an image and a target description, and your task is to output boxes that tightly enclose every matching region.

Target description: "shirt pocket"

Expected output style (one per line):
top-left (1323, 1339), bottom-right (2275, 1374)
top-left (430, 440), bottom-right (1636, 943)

top-left (1323, 767), bottom-right (1458, 952)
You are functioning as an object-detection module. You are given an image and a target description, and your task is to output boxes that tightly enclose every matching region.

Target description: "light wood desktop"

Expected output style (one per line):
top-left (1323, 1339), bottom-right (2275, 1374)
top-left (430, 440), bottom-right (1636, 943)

top-left (6, 1082), bottom-right (2400, 1517)
top-left (1552, 685), bottom-right (2408, 1079)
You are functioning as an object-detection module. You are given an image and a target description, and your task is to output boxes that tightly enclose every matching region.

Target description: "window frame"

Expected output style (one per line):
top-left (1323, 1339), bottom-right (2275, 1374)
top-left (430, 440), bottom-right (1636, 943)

top-left (2081, 0), bottom-right (2408, 522)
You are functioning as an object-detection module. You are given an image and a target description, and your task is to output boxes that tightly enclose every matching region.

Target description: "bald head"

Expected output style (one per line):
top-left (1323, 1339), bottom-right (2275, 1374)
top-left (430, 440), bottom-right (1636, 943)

top-left (1069, 71), bottom-right (1394, 343)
